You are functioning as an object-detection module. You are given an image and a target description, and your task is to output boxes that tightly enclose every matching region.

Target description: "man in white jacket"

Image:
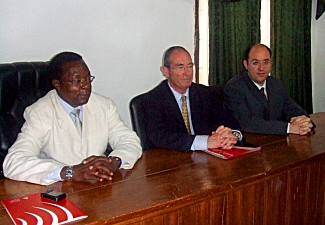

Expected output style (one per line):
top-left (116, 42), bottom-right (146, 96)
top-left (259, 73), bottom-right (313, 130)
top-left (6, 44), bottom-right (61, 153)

top-left (3, 52), bottom-right (142, 185)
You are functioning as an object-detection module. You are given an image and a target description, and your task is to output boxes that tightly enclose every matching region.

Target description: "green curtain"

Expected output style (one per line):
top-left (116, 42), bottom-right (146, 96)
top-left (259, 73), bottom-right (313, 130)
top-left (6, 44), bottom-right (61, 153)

top-left (271, 0), bottom-right (313, 113)
top-left (209, 0), bottom-right (261, 85)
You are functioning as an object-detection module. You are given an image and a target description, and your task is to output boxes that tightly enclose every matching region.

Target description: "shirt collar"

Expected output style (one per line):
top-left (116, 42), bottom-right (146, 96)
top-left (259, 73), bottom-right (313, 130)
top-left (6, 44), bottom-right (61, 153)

top-left (167, 81), bottom-right (189, 101)
top-left (56, 93), bottom-right (83, 120)
top-left (251, 78), bottom-right (267, 90)
top-left (247, 72), bottom-right (267, 89)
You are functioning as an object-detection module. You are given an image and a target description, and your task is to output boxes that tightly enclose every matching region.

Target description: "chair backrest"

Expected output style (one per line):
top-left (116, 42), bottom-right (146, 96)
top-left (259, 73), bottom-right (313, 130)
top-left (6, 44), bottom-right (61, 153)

top-left (0, 62), bottom-right (52, 178)
top-left (129, 93), bottom-right (152, 150)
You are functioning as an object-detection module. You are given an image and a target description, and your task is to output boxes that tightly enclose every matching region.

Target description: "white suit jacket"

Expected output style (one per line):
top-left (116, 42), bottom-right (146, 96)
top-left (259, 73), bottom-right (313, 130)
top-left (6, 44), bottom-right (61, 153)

top-left (3, 90), bottom-right (142, 185)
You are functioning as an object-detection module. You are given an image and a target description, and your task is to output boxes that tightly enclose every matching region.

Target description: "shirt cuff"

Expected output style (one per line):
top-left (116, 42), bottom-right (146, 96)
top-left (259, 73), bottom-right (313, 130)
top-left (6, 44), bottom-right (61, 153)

top-left (191, 135), bottom-right (208, 150)
top-left (45, 166), bottom-right (64, 182)
top-left (120, 159), bottom-right (129, 168)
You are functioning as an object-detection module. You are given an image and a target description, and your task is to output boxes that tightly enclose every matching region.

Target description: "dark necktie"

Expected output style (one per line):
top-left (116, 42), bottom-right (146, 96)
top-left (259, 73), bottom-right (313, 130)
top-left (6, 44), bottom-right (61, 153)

top-left (260, 87), bottom-right (268, 101)
top-left (260, 87), bottom-right (269, 119)
top-left (71, 109), bottom-right (82, 136)
top-left (181, 95), bottom-right (191, 134)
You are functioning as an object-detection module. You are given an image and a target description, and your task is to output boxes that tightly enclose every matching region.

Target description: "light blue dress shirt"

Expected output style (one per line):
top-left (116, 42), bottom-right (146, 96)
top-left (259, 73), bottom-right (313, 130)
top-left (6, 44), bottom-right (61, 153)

top-left (168, 83), bottom-right (208, 151)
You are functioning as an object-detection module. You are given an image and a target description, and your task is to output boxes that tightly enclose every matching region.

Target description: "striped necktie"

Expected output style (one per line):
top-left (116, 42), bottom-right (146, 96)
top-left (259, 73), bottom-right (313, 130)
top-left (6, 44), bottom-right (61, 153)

top-left (181, 95), bottom-right (191, 134)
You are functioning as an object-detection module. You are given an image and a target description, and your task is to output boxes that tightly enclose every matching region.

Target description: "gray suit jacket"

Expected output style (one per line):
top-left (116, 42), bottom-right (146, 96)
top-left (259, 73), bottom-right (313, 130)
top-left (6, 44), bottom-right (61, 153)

top-left (223, 70), bottom-right (310, 135)
top-left (3, 90), bottom-right (142, 185)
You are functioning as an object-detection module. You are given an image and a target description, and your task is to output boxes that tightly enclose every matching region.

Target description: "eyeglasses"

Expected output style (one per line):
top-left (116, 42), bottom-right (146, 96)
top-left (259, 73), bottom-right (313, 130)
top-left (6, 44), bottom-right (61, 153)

top-left (251, 60), bottom-right (271, 66)
top-left (64, 75), bottom-right (95, 85)
top-left (168, 64), bottom-right (194, 71)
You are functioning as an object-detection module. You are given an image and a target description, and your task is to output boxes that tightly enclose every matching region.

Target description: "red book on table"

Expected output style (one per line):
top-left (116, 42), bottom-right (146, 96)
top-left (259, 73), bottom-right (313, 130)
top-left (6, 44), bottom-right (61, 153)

top-left (1, 192), bottom-right (87, 225)
top-left (202, 144), bottom-right (261, 159)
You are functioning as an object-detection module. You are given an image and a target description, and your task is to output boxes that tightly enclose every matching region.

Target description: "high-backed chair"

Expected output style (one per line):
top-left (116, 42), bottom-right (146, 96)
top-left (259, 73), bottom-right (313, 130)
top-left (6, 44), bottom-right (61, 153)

top-left (129, 93), bottom-right (153, 150)
top-left (0, 62), bottom-right (53, 178)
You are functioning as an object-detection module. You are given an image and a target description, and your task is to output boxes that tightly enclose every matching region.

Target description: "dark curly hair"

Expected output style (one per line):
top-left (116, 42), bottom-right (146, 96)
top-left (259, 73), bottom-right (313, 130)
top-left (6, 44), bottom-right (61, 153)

top-left (48, 51), bottom-right (83, 81)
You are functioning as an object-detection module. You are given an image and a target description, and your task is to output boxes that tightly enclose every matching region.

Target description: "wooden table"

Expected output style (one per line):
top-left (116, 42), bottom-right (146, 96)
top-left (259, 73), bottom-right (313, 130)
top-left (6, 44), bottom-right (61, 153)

top-left (1, 113), bottom-right (325, 225)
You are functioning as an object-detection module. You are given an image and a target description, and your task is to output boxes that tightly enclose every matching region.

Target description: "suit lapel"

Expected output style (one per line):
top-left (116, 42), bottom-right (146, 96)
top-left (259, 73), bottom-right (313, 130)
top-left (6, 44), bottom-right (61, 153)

top-left (243, 72), bottom-right (268, 108)
top-left (81, 94), bottom-right (100, 141)
top-left (161, 81), bottom-right (184, 124)
top-left (265, 77), bottom-right (278, 118)
top-left (51, 91), bottom-right (82, 141)
top-left (188, 85), bottom-right (200, 131)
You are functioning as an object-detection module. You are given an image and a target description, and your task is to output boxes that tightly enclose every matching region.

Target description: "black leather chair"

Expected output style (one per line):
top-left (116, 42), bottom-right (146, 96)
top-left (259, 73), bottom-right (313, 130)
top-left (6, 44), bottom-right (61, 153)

top-left (129, 93), bottom-right (153, 150)
top-left (0, 62), bottom-right (53, 178)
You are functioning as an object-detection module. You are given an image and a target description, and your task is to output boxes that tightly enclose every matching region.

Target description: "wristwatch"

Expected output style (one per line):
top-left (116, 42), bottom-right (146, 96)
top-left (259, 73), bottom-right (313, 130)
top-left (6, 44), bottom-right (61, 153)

top-left (110, 156), bottom-right (122, 168)
top-left (65, 166), bottom-right (74, 181)
top-left (232, 130), bottom-right (242, 140)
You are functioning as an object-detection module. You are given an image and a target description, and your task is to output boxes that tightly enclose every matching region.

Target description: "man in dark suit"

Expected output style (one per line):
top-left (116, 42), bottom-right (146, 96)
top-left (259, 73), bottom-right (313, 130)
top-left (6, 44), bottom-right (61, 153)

top-left (143, 46), bottom-right (242, 151)
top-left (223, 43), bottom-right (314, 135)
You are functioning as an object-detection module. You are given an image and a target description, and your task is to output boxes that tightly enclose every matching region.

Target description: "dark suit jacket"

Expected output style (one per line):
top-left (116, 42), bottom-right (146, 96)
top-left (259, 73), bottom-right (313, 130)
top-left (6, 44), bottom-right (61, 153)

top-left (143, 80), bottom-right (241, 151)
top-left (223, 70), bottom-right (310, 135)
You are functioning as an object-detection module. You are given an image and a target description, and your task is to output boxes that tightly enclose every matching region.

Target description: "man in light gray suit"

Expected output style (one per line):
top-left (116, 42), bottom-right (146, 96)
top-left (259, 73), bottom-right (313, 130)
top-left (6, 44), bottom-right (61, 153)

top-left (223, 43), bottom-right (314, 135)
top-left (3, 52), bottom-right (142, 185)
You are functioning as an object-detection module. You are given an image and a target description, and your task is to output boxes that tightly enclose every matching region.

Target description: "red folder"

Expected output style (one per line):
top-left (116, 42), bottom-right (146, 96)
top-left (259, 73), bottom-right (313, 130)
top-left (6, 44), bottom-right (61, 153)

top-left (2, 192), bottom-right (87, 225)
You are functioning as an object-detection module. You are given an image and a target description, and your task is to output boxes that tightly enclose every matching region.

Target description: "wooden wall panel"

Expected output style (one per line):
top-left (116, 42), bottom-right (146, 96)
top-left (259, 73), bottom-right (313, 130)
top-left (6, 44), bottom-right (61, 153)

top-left (209, 195), bottom-right (227, 225)
top-left (137, 158), bottom-right (325, 225)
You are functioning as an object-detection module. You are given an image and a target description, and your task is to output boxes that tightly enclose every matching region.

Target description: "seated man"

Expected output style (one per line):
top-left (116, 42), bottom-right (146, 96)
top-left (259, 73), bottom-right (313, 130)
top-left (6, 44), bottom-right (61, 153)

top-left (223, 43), bottom-right (314, 135)
top-left (143, 46), bottom-right (243, 151)
top-left (3, 52), bottom-right (142, 185)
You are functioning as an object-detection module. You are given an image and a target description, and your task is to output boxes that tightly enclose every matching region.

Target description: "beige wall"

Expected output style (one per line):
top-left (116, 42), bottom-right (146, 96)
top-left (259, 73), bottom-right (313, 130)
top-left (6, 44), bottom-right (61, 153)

top-left (0, 0), bottom-right (195, 127)
top-left (312, 0), bottom-right (325, 113)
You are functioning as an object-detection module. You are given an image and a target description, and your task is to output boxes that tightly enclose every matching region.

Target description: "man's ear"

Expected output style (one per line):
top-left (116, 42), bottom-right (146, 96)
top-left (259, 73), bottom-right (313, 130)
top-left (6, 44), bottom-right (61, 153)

top-left (243, 60), bottom-right (248, 70)
top-left (52, 79), bottom-right (60, 89)
top-left (160, 65), bottom-right (169, 78)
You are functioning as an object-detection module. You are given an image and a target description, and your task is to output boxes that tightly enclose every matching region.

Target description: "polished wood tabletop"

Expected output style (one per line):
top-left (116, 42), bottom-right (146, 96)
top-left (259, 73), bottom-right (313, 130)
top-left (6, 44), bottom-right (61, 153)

top-left (1, 113), bottom-right (325, 225)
